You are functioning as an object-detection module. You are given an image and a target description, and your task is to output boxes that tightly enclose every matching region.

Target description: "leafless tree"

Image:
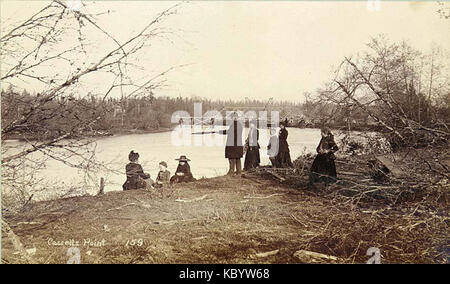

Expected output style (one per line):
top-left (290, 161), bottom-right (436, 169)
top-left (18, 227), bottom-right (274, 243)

top-left (437, 1), bottom-right (450, 19)
top-left (1, 1), bottom-right (186, 210)
top-left (317, 36), bottom-right (450, 149)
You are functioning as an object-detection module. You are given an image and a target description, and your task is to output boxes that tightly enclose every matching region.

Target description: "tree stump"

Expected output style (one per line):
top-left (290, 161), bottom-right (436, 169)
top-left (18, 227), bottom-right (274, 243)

top-left (98, 177), bottom-right (105, 195)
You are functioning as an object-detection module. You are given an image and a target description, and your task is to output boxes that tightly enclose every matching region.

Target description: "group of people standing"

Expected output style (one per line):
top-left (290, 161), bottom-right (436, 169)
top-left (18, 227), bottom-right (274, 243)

top-left (123, 112), bottom-right (339, 191)
top-left (217, 111), bottom-right (293, 174)
top-left (218, 112), bottom-right (338, 186)
top-left (216, 112), bottom-right (294, 175)
top-left (267, 122), bottom-right (293, 168)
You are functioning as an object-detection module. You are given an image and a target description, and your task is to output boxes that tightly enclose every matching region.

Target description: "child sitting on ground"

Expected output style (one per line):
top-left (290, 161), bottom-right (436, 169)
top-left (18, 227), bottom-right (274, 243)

top-left (170, 155), bottom-right (196, 184)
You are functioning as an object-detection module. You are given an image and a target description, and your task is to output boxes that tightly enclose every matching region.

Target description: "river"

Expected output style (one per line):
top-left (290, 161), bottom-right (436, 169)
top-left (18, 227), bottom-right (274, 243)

top-left (2, 127), bottom-right (338, 201)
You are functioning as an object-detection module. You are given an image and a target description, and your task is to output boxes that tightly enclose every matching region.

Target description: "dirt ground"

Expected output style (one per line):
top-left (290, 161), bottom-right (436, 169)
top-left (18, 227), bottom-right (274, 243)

top-left (2, 167), bottom-right (448, 264)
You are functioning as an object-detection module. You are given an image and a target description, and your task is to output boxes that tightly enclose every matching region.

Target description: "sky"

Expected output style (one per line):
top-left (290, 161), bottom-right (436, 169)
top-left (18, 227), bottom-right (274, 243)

top-left (1, 1), bottom-right (449, 102)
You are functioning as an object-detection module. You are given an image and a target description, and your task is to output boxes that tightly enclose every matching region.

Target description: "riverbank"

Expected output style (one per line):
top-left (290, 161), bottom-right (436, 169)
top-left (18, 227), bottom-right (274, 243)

top-left (2, 147), bottom-right (448, 264)
top-left (107, 127), bottom-right (174, 137)
top-left (3, 126), bottom-right (175, 142)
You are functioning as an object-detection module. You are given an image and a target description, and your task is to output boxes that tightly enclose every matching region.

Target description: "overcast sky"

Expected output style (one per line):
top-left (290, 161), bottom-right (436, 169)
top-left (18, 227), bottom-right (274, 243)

top-left (1, 1), bottom-right (449, 102)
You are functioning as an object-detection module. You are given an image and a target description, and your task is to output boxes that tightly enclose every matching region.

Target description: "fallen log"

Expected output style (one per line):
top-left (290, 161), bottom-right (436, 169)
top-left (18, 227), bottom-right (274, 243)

top-left (266, 170), bottom-right (287, 182)
top-left (375, 155), bottom-right (403, 177)
top-left (16, 221), bottom-right (42, 226)
top-left (153, 218), bottom-right (199, 225)
top-left (106, 203), bottom-right (137, 212)
top-left (339, 171), bottom-right (366, 176)
top-left (175, 194), bottom-right (209, 203)
top-left (293, 250), bottom-right (341, 264)
top-left (256, 249), bottom-right (279, 258)
top-left (243, 193), bottom-right (284, 199)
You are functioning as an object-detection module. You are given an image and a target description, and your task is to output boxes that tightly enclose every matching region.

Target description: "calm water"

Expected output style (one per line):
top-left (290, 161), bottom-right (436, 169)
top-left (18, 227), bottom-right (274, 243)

top-left (3, 127), bottom-right (326, 200)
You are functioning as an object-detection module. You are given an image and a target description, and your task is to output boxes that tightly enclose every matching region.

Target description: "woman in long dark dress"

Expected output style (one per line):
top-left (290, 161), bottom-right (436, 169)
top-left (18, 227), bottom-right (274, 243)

top-left (244, 121), bottom-right (260, 171)
top-left (217, 112), bottom-right (244, 175)
top-left (123, 151), bottom-right (153, 190)
top-left (309, 128), bottom-right (339, 187)
top-left (277, 122), bottom-right (293, 167)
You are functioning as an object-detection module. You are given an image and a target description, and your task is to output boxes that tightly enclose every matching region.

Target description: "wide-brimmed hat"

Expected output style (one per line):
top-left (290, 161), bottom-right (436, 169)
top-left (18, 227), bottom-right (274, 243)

top-left (175, 155), bottom-right (191, 162)
top-left (159, 161), bottom-right (168, 168)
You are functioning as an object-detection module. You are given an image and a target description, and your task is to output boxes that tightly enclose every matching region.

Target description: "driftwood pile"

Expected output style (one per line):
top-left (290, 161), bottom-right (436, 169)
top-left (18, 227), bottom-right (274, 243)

top-left (244, 147), bottom-right (449, 263)
top-left (244, 146), bottom-right (449, 207)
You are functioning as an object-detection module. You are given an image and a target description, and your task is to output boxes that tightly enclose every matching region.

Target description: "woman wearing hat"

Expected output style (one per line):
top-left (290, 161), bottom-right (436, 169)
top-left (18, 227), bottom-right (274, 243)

top-left (216, 112), bottom-right (244, 175)
top-left (170, 155), bottom-right (196, 184)
top-left (309, 127), bottom-right (339, 187)
top-left (122, 151), bottom-right (153, 190)
top-left (276, 122), bottom-right (293, 167)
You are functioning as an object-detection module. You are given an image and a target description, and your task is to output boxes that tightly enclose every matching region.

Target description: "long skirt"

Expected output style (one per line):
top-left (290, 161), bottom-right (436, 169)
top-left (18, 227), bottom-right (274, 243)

top-left (269, 157), bottom-right (280, 168)
top-left (225, 146), bottom-right (244, 159)
top-left (309, 153), bottom-right (337, 185)
top-left (123, 177), bottom-right (154, 191)
top-left (170, 174), bottom-right (196, 184)
top-left (277, 151), bottom-right (293, 168)
top-left (244, 146), bottom-right (260, 170)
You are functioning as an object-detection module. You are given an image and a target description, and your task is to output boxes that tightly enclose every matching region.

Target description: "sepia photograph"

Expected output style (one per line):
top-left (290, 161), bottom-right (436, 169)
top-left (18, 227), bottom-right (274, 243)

top-left (1, 0), bottom-right (449, 268)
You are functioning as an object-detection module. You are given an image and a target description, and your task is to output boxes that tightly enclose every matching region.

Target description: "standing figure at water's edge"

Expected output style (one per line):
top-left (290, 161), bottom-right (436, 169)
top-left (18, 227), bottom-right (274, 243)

top-left (309, 127), bottom-right (339, 187)
top-left (243, 121), bottom-right (260, 171)
top-left (267, 127), bottom-right (280, 168)
top-left (216, 112), bottom-right (244, 175)
top-left (277, 122), bottom-right (293, 167)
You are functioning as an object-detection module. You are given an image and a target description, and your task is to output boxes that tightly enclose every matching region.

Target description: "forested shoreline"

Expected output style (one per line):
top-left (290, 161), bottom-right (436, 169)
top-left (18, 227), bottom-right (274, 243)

top-left (1, 87), bottom-right (396, 142)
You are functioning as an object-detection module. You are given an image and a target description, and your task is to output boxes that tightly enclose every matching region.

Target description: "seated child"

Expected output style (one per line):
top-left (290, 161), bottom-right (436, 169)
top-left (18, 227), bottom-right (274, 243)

top-left (154, 161), bottom-right (171, 188)
top-left (170, 155), bottom-right (196, 184)
top-left (123, 150), bottom-right (154, 190)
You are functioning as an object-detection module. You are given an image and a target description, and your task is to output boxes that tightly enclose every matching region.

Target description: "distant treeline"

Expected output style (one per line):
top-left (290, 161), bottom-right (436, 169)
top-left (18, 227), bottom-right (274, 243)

top-left (0, 87), bottom-right (307, 140)
top-left (4, 85), bottom-right (438, 141)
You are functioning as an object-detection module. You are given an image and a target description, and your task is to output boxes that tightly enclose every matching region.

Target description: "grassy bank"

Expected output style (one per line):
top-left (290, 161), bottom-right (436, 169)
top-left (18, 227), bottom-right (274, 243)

top-left (2, 148), bottom-right (448, 264)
